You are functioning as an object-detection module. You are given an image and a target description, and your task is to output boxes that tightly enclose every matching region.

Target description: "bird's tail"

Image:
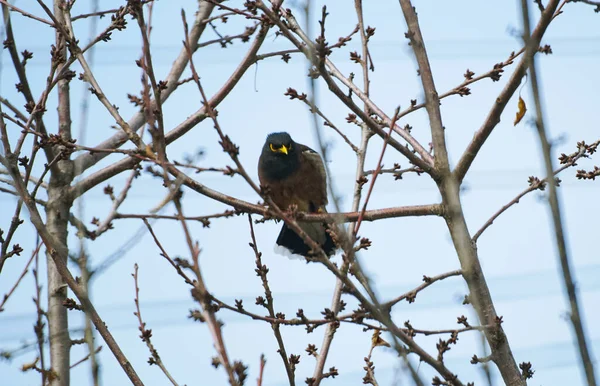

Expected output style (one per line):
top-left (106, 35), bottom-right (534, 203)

top-left (276, 221), bottom-right (336, 257)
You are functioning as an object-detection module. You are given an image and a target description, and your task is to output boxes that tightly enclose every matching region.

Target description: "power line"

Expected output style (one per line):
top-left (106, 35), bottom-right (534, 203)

top-left (1, 262), bottom-right (598, 333)
top-left (2, 37), bottom-right (599, 67)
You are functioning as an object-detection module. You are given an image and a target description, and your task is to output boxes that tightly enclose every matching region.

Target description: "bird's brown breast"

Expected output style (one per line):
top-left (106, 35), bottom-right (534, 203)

top-left (259, 152), bottom-right (327, 213)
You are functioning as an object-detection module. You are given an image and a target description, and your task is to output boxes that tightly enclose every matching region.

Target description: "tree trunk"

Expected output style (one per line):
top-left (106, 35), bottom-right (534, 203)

top-left (46, 1), bottom-right (74, 384)
top-left (440, 177), bottom-right (525, 386)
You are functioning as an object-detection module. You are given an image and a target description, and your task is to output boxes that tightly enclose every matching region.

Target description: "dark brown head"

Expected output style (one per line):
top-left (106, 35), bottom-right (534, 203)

top-left (259, 132), bottom-right (301, 181)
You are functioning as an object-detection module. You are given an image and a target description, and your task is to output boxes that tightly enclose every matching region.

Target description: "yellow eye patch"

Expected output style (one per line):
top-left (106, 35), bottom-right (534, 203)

top-left (269, 143), bottom-right (289, 155)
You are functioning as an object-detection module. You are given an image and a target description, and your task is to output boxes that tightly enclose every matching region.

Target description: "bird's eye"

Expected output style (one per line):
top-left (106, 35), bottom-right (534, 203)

top-left (269, 143), bottom-right (277, 152)
top-left (288, 143), bottom-right (292, 150)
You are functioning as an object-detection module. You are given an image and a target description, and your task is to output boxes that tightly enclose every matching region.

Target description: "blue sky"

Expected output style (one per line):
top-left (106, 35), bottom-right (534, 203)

top-left (1, 1), bottom-right (599, 385)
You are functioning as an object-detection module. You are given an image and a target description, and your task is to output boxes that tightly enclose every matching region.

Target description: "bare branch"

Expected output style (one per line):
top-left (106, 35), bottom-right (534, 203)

top-left (472, 139), bottom-right (598, 243)
top-left (0, 242), bottom-right (40, 312)
top-left (172, 195), bottom-right (240, 386)
top-left (93, 168), bottom-right (138, 238)
top-left (399, 0), bottom-right (449, 172)
top-left (354, 108), bottom-right (400, 235)
top-left (0, 0), bottom-right (54, 26)
top-left (382, 269), bottom-right (463, 309)
top-left (454, 0), bottom-right (562, 182)
top-left (70, 347), bottom-right (103, 369)
top-left (71, 16), bottom-right (271, 197)
top-left (520, 1), bottom-right (597, 384)
top-left (132, 264), bottom-right (179, 385)
top-left (569, 0), bottom-right (600, 12)
top-left (2, 137), bottom-right (144, 386)
top-left (173, 166), bottom-right (444, 222)
top-left (257, 2), bottom-right (435, 174)
top-left (248, 215), bottom-right (295, 386)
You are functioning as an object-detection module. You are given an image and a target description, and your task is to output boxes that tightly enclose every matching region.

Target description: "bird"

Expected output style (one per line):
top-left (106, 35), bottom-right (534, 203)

top-left (258, 132), bottom-right (336, 257)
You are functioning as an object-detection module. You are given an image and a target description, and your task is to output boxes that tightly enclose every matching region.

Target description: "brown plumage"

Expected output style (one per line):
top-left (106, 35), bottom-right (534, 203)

top-left (258, 132), bottom-right (336, 257)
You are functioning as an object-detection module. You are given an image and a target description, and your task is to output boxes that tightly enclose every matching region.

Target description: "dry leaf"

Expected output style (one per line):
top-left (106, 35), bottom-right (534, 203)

top-left (144, 144), bottom-right (156, 159)
top-left (371, 330), bottom-right (391, 348)
top-left (514, 96), bottom-right (527, 126)
top-left (21, 357), bottom-right (39, 372)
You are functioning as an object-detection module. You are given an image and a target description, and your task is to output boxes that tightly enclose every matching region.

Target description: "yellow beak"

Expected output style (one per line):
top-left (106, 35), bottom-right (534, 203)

top-left (270, 143), bottom-right (289, 155)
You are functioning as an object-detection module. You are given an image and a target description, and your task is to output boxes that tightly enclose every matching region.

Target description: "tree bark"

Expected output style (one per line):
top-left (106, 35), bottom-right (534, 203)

top-left (440, 177), bottom-right (524, 386)
top-left (46, 2), bottom-right (74, 385)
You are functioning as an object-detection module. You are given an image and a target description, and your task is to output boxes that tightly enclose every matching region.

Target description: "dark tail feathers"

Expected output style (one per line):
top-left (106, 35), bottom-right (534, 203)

top-left (276, 222), bottom-right (336, 257)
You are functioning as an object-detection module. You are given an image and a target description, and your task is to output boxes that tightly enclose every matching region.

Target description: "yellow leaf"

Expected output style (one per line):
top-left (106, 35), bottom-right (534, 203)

top-left (371, 330), bottom-right (391, 348)
top-left (514, 96), bottom-right (527, 126)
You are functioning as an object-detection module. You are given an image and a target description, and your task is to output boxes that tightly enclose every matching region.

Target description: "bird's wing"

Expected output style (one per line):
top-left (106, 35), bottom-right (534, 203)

top-left (299, 144), bottom-right (328, 207)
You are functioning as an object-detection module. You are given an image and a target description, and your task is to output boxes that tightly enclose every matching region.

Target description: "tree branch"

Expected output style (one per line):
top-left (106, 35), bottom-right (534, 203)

top-left (520, 1), bottom-right (597, 384)
top-left (1, 126), bottom-right (144, 386)
top-left (399, 0), bottom-right (449, 173)
top-left (71, 0), bottom-right (218, 175)
top-left (453, 0), bottom-right (561, 182)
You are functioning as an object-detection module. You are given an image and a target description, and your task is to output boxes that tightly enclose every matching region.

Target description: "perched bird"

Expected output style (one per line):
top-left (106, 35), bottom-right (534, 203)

top-left (258, 132), bottom-right (336, 257)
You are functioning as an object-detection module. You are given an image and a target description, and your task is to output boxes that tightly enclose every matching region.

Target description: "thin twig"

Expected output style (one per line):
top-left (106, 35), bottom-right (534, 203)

top-left (71, 1), bottom-right (218, 177)
top-left (1, 147), bottom-right (144, 386)
top-left (70, 6), bottom-right (267, 195)
top-left (70, 347), bottom-right (103, 369)
top-left (142, 219), bottom-right (194, 286)
top-left (32, 235), bottom-right (47, 385)
top-left (30, 150), bottom-right (64, 200)
top-left (1, 3), bottom-right (54, 164)
top-left (170, 163), bottom-right (443, 223)
top-left (172, 195), bottom-right (239, 386)
top-left (453, 0), bottom-right (563, 182)
top-left (248, 215), bottom-right (295, 386)
top-left (135, 0), bottom-right (168, 174)
top-left (472, 141), bottom-right (596, 243)
top-left (290, 91), bottom-right (359, 153)
top-left (132, 264), bottom-right (179, 386)
top-left (93, 167), bottom-right (139, 238)
top-left (304, 5), bottom-right (356, 382)
top-left (71, 8), bottom-right (119, 21)
top-left (570, 0), bottom-right (600, 10)
top-left (0, 242), bottom-right (41, 312)
top-left (116, 210), bottom-right (236, 227)
top-left (59, 10), bottom-right (147, 152)
top-left (268, 4), bottom-right (434, 174)
top-left (354, 107), bottom-right (400, 235)
top-left (0, 0), bottom-right (54, 26)
top-left (363, 334), bottom-right (382, 386)
top-left (382, 270), bottom-right (463, 310)
top-left (257, 354), bottom-right (266, 386)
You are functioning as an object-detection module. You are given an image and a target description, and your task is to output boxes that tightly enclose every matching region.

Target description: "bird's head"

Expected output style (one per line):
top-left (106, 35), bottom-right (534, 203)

top-left (259, 132), bottom-right (300, 180)
top-left (264, 132), bottom-right (295, 157)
